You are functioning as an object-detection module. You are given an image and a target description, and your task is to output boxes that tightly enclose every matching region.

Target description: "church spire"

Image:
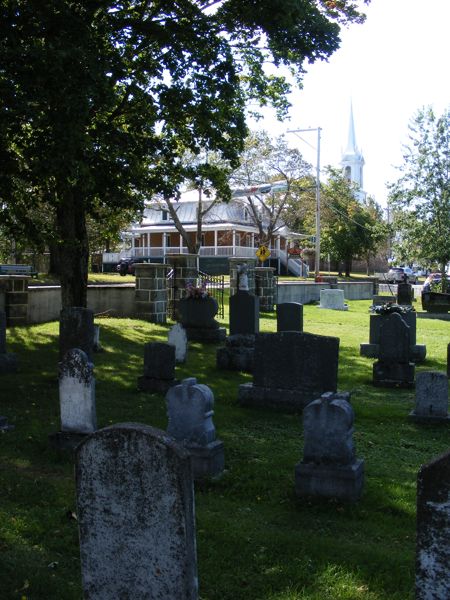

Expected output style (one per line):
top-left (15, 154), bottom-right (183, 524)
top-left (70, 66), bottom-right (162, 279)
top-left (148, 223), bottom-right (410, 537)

top-left (341, 101), bottom-right (365, 197)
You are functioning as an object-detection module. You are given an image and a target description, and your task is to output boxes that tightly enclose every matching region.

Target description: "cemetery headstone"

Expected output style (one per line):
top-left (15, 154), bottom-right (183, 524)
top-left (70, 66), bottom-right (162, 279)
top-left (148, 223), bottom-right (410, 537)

top-left (76, 423), bottom-right (198, 600)
top-left (59, 307), bottom-right (94, 361)
top-left (373, 312), bottom-right (415, 387)
top-left (238, 331), bottom-right (340, 412)
top-left (216, 334), bottom-right (255, 372)
top-left (410, 371), bottom-right (449, 422)
top-left (0, 310), bottom-right (18, 374)
top-left (217, 264), bottom-right (259, 371)
top-left (166, 377), bottom-right (224, 479)
top-left (93, 324), bottom-right (103, 353)
top-left (168, 323), bottom-right (188, 364)
top-left (318, 289), bottom-right (348, 311)
top-left (276, 302), bottom-right (303, 332)
top-left (360, 309), bottom-right (426, 363)
top-left (137, 342), bottom-right (179, 393)
top-left (49, 348), bottom-right (97, 451)
top-left (295, 392), bottom-right (364, 502)
top-left (397, 281), bottom-right (414, 305)
top-left (178, 294), bottom-right (226, 343)
top-left (416, 449), bottom-right (450, 600)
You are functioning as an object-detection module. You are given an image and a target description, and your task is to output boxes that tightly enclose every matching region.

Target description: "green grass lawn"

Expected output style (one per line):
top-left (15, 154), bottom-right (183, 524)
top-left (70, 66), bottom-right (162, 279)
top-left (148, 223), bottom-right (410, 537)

top-left (1, 299), bottom-right (449, 599)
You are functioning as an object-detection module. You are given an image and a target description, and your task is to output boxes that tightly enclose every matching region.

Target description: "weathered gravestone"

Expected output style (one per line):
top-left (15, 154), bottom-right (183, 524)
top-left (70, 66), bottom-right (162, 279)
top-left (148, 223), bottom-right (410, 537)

top-left (416, 449), bottom-right (450, 600)
top-left (137, 342), bottom-right (179, 393)
top-left (49, 349), bottom-right (97, 451)
top-left (168, 323), bottom-right (188, 364)
top-left (276, 302), bottom-right (303, 332)
top-left (0, 310), bottom-right (18, 374)
top-left (238, 331), bottom-right (340, 412)
top-left (397, 281), bottom-right (414, 305)
top-left (93, 324), bottom-right (103, 353)
top-left (59, 307), bottom-right (94, 362)
top-left (373, 312), bottom-right (415, 387)
top-left (318, 289), bottom-right (348, 311)
top-left (216, 265), bottom-right (259, 372)
top-left (76, 423), bottom-right (198, 600)
top-left (167, 377), bottom-right (224, 479)
top-left (410, 371), bottom-right (449, 422)
top-left (295, 392), bottom-right (364, 502)
top-left (360, 309), bottom-right (426, 363)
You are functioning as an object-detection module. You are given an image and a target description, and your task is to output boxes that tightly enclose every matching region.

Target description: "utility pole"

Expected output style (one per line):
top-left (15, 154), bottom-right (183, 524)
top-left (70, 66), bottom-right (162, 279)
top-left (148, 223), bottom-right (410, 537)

top-left (287, 127), bottom-right (322, 278)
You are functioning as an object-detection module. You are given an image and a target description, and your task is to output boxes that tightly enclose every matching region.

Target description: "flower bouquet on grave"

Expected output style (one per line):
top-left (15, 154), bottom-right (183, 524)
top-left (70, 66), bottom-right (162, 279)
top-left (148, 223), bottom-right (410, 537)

top-left (370, 302), bottom-right (415, 315)
top-left (184, 280), bottom-right (210, 299)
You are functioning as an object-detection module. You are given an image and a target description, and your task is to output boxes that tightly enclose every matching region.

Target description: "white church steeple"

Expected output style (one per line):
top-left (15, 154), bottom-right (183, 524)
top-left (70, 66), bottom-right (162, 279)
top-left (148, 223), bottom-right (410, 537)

top-left (341, 102), bottom-right (365, 198)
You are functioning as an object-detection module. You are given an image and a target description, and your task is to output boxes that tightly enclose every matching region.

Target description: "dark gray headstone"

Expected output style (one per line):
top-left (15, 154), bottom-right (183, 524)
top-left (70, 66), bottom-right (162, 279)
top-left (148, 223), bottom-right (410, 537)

top-left (276, 302), bottom-right (303, 332)
top-left (397, 282), bottom-right (413, 305)
top-left (76, 423), bottom-right (198, 600)
top-left (238, 331), bottom-right (340, 412)
top-left (166, 378), bottom-right (224, 478)
top-left (295, 392), bottom-right (364, 501)
top-left (410, 371), bottom-right (449, 421)
top-left (373, 313), bottom-right (415, 387)
top-left (138, 342), bottom-right (179, 393)
top-left (59, 307), bottom-right (94, 361)
top-left (229, 291), bottom-right (259, 336)
top-left (416, 450), bottom-right (450, 599)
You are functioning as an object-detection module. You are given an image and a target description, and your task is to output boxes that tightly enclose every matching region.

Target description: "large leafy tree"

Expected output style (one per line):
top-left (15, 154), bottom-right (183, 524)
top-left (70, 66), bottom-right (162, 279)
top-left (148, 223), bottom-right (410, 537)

top-left (320, 168), bottom-right (386, 276)
top-left (0, 0), bottom-right (369, 306)
top-left (388, 106), bottom-right (450, 290)
top-left (229, 131), bottom-right (313, 246)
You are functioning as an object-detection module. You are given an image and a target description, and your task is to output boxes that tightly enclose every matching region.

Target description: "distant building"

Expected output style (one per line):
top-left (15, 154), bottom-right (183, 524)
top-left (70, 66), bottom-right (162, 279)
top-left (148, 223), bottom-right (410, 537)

top-left (340, 103), bottom-right (366, 202)
top-left (104, 185), bottom-right (309, 275)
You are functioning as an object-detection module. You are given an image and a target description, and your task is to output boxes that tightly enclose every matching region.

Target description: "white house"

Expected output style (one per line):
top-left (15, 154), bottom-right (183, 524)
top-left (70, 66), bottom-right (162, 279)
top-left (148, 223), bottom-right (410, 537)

top-left (104, 184), bottom-right (310, 275)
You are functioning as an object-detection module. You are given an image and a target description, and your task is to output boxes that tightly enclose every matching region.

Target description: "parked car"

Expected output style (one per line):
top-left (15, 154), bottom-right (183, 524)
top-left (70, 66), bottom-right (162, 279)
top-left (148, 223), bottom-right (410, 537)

top-left (385, 266), bottom-right (418, 284)
top-left (116, 258), bottom-right (143, 275)
top-left (422, 272), bottom-right (450, 292)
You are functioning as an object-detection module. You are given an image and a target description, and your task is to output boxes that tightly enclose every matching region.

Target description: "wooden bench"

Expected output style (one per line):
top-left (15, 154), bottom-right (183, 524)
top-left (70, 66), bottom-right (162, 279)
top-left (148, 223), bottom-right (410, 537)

top-left (0, 264), bottom-right (38, 277)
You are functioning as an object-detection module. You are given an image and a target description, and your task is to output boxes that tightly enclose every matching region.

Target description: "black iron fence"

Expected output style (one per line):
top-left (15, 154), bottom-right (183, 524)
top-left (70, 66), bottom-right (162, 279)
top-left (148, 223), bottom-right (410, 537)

top-left (166, 269), bottom-right (225, 320)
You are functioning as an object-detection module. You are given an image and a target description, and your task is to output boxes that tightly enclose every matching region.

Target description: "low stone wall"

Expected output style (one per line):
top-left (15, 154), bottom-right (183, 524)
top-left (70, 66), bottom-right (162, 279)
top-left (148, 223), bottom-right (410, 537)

top-left (28, 284), bottom-right (135, 324)
top-left (277, 281), bottom-right (374, 304)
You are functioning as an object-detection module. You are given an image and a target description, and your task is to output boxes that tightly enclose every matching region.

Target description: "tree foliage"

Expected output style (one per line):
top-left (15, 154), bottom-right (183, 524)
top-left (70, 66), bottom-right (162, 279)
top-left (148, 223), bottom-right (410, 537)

top-left (0, 0), bottom-right (369, 305)
top-left (319, 168), bottom-right (386, 276)
top-left (229, 131), bottom-right (313, 245)
top-left (388, 106), bottom-right (450, 289)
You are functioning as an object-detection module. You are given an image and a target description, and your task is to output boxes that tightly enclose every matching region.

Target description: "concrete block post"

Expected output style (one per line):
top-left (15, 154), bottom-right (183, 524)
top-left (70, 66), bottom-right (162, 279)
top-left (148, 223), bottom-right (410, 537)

top-left (134, 263), bottom-right (170, 324)
top-left (165, 254), bottom-right (199, 321)
top-left (255, 267), bottom-right (276, 312)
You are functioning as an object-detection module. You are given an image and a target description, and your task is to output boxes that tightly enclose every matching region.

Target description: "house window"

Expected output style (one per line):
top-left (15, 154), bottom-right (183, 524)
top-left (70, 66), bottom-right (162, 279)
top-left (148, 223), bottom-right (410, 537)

top-left (243, 208), bottom-right (249, 222)
top-left (162, 210), bottom-right (168, 221)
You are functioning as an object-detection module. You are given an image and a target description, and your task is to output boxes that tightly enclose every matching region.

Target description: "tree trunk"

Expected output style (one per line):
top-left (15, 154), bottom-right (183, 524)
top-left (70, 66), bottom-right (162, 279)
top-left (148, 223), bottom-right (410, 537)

top-left (344, 257), bottom-right (352, 277)
top-left (55, 191), bottom-right (89, 307)
top-left (48, 240), bottom-right (61, 276)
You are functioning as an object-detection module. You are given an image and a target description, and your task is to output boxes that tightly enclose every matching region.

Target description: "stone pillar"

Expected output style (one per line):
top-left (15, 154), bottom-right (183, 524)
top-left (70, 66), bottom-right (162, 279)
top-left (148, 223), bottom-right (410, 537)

top-left (134, 263), bottom-right (170, 324)
top-left (229, 257), bottom-right (257, 296)
top-left (0, 276), bottom-right (29, 326)
top-left (165, 254), bottom-right (198, 321)
top-left (255, 267), bottom-right (276, 312)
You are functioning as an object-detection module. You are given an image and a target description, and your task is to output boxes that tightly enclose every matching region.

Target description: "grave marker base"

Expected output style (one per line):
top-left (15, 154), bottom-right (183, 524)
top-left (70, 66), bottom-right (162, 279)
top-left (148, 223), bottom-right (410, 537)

top-left (186, 440), bottom-right (225, 479)
top-left (184, 326), bottom-right (226, 343)
top-left (137, 376), bottom-right (179, 393)
top-left (409, 411), bottom-right (450, 423)
top-left (373, 361), bottom-right (415, 388)
top-left (238, 382), bottom-right (327, 413)
top-left (49, 431), bottom-right (89, 453)
top-left (295, 458), bottom-right (364, 502)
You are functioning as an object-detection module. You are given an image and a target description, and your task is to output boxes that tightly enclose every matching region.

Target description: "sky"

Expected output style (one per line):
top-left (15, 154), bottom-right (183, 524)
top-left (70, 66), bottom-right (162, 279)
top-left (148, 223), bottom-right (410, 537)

top-left (251, 0), bottom-right (450, 209)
